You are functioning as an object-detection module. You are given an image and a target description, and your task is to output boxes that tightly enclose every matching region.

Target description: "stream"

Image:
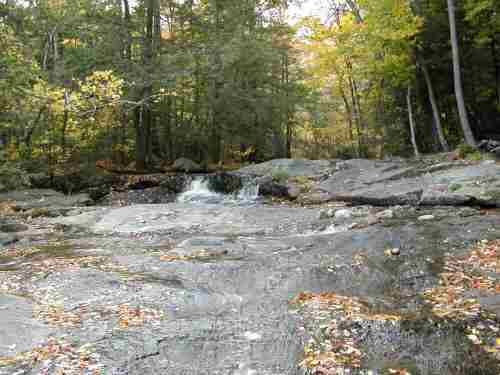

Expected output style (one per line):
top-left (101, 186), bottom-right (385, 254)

top-left (0, 175), bottom-right (500, 374)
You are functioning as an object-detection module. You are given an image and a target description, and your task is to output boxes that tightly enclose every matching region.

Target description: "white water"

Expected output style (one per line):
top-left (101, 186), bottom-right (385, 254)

top-left (298, 224), bottom-right (350, 237)
top-left (177, 177), bottom-right (259, 204)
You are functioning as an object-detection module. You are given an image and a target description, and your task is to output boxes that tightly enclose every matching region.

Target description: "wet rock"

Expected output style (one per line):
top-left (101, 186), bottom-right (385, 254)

top-left (22, 207), bottom-right (67, 218)
top-left (390, 247), bottom-right (401, 256)
top-left (208, 172), bottom-right (243, 194)
top-left (3, 199), bottom-right (500, 374)
top-left (334, 209), bottom-right (352, 220)
top-left (172, 158), bottom-right (202, 173)
top-left (376, 209), bottom-right (394, 219)
top-left (314, 159), bottom-right (500, 208)
top-left (255, 176), bottom-right (306, 200)
top-left (0, 189), bottom-right (93, 210)
top-left (0, 295), bottom-right (52, 356)
top-left (0, 233), bottom-right (18, 247)
top-left (418, 215), bottom-right (435, 221)
top-left (366, 215), bottom-right (380, 226)
top-left (0, 223), bottom-right (28, 233)
top-left (319, 208), bottom-right (335, 220)
top-left (297, 191), bottom-right (335, 205)
top-left (116, 174), bottom-right (188, 193)
top-left (458, 207), bottom-right (480, 217)
top-left (103, 187), bottom-right (176, 206)
top-left (478, 139), bottom-right (500, 152)
top-left (236, 159), bottom-right (335, 178)
top-left (287, 183), bottom-right (302, 200)
top-left (492, 146), bottom-right (500, 158)
top-left (258, 179), bottom-right (289, 198)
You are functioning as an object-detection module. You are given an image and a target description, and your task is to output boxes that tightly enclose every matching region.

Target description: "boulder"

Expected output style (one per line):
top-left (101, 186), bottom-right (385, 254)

top-left (316, 159), bottom-right (500, 207)
top-left (0, 295), bottom-right (53, 356)
top-left (208, 173), bottom-right (243, 194)
top-left (319, 208), bottom-right (336, 220)
top-left (0, 233), bottom-right (18, 248)
top-left (172, 158), bottom-right (202, 173)
top-left (102, 187), bottom-right (176, 206)
top-left (492, 147), bottom-right (500, 158)
top-left (0, 189), bottom-right (93, 210)
top-left (478, 139), bottom-right (500, 152)
top-left (286, 183), bottom-right (302, 200)
top-left (376, 209), bottom-right (394, 219)
top-left (236, 159), bottom-right (335, 179)
top-left (256, 177), bottom-right (302, 200)
top-left (334, 209), bottom-right (353, 220)
top-left (418, 215), bottom-right (435, 221)
top-left (258, 179), bottom-right (289, 198)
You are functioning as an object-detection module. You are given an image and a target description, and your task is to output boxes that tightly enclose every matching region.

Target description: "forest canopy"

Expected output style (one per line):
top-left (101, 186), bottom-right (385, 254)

top-left (0, 0), bottom-right (499, 175)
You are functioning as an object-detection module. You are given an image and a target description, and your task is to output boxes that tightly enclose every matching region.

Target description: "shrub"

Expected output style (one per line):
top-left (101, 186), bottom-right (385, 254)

top-left (335, 144), bottom-right (358, 160)
top-left (456, 143), bottom-right (477, 159)
top-left (0, 158), bottom-right (31, 192)
top-left (271, 168), bottom-right (289, 183)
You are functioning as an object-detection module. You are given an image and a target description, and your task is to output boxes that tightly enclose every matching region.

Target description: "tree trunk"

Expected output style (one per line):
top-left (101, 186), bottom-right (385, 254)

top-left (492, 37), bottom-right (500, 107)
top-left (284, 52), bottom-right (292, 158)
top-left (123, 0), bottom-right (132, 61)
top-left (345, 0), bottom-right (363, 23)
top-left (406, 86), bottom-right (420, 158)
top-left (135, 0), bottom-right (156, 171)
top-left (421, 62), bottom-right (449, 151)
top-left (209, 0), bottom-right (223, 164)
top-left (446, 0), bottom-right (476, 147)
top-left (407, 86), bottom-right (420, 157)
top-left (135, 106), bottom-right (147, 171)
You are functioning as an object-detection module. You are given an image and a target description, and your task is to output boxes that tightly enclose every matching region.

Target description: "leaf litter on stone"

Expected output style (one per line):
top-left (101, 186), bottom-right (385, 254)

top-left (422, 239), bottom-right (500, 360)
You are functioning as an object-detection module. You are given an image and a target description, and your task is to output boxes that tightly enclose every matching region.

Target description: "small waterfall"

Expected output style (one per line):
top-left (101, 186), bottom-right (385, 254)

top-left (237, 177), bottom-right (260, 201)
top-left (177, 177), bottom-right (223, 203)
top-left (177, 176), bottom-right (259, 204)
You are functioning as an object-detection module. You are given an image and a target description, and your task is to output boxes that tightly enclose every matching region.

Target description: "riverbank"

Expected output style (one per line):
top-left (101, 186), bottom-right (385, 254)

top-left (0, 158), bottom-right (499, 374)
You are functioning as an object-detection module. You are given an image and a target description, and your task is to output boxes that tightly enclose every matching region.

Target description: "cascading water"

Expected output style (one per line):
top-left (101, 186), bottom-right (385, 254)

top-left (176, 178), bottom-right (223, 203)
top-left (177, 176), bottom-right (259, 204)
top-left (236, 176), bottom-right (260, 202)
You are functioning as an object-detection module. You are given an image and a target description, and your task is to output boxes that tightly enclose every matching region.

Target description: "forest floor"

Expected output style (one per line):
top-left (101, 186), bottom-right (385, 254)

top-left (0, 157), bottom-right (499, 375)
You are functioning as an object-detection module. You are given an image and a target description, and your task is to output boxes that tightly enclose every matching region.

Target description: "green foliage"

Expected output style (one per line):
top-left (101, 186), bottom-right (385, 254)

top-left (0, 0), bottom-right (499, 170)
top-left (457, 143), bottom-right (477, 159)
top-left (335, 144), bottom-right (358, 160)
top-left (271, 169), bottom-right (290, 184)
top-left (0, 157), bottom-right (31, 192)
top-left (449, 183), bottom-right (462, 192)
top-left (466, 151), bottom-right (484, 161)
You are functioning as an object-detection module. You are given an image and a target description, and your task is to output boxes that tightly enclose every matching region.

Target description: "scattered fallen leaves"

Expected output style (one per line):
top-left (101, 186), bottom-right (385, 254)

top-left (0, 202), bottom-right (18, 216)
top-left (422, 239), bottom-right (500, 361)
top-left (0, 337), bottom-right (103, 374)
top-left (387, 369), bottom-right (412, 375)
top-left (291, 292), bottom-right (401, 373)
top-left (160, 249), bottom-right (227, 262)
top-left (422, 286), bottom-right (481, 320)
top-left (35, 305), bottom-right (83, 328)
top-left (118, 304), bottom-right (164, 328)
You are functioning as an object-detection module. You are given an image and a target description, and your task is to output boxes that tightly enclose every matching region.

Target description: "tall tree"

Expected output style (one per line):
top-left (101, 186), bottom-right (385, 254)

top-left (446, 0), bottom-right (476, 146)
top-left (420, 61), bottom-right (449, 151)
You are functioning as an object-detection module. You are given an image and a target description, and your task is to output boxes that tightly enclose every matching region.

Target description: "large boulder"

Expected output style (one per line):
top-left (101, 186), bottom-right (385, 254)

top-left (0, 295), bottom-right (53, 356)
top-left (116, 174), bottom-right (188, 193)
top-left (477, 139), bottom-right (500, 152)
top-left (236, 159), bottom-right (335, 179)
top-left (172, 158), bottom-right (202, 173)
top-left (0, 189), bottom-right (93, 210)
top-left (0, 233), bottom-right (18, 248)
top-left (316, 159), bottom-right (500, 207)
top-left (254, 176), bottom-right (303, 200)
top-left (258, 178), bottom-right (290, 198)
top-left (208, 172), bottom-right (243, 194)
